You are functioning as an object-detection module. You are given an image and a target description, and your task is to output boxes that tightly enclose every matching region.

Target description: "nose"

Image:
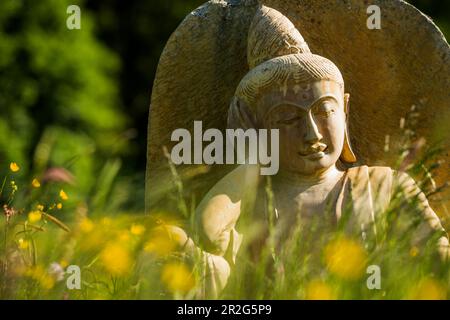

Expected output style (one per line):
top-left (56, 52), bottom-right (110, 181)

top-left (303, 111), bottom-right (323, 143)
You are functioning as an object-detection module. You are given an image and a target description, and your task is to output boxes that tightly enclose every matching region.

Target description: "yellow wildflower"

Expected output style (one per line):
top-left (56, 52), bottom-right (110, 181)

top-left (24, 265), bottom-right (55, 290)
top-left (79, 218), bottom-right (94, 233)
top-left (79, 231), bottom-right (105, 252)
top-left (56, 203), bottom-right (63, 210)
top-left (409, 246), bottom-right (419, 258)
top-left (59, 260), bottom-right (69, 268)
top-left (40, 275), bottom-right (55, 290)
top-left (130, 224), bottom-right (146, 236)
top-left (25, 265), bottom-right (55, 290)
top-left (28, 210), bottom-right (42, 223)
top-left (324, 237), bottom-right (367, 280)
top-left (10, 162), bottom-right (20, 172)
top-left (408, 278), bottom-right (447, 300)
top-left (101, 217), bottom-right (112, 227)
top-left (18, 238), bottom-right (29, 250)
top-left (100, 243), bottom-right (131, 276)
top-left (36, 204), bottom-right (44, 211)
top-left (25, 265), bottom-right (42, 278)
top-left (161, 262), bottom-right (195, 294)
top-left (32, 178), bottom-right (41, 188)
top-left (305, 279), bottom-right (336, 300)
top-left (144, 232), bottom-right (176, 257)
top-left (59, 189), bottom-right (68, 201)
top-left (144, 225), bottom-right (188, 256)
top-left (118, 230), bottom-right (131, 242)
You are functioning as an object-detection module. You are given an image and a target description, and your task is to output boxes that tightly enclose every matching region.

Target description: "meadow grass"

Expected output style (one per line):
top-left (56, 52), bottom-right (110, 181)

top-left (1, 108), bottom-right (449, 300)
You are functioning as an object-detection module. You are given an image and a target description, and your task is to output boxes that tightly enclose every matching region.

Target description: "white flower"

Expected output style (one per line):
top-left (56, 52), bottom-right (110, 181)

top-left (48, 262), bottom-right (65, 282)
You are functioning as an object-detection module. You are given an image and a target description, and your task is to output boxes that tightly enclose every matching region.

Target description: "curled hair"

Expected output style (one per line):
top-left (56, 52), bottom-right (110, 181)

top-left (228, 6), bottom-right (345, 129)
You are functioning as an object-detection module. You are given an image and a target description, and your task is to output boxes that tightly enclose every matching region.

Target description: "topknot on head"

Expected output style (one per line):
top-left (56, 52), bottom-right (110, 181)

top-left (247, 5), bottom-right (310, 69)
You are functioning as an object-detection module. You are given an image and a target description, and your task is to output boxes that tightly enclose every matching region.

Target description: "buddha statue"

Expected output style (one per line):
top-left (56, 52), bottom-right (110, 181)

top-left (164, 5), bottom-right (449, 299)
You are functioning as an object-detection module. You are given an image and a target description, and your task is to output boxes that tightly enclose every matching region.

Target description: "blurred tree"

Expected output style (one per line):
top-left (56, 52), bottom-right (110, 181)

top-left (85, 0), bottom-right (205, 174)
top-left (0, 0), bottom-right (129, 203)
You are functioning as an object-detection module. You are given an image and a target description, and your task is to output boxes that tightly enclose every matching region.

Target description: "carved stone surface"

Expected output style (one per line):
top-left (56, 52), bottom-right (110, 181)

top-left (147, 0), bottom-right (450, 212)
top-left (147, 1), bottom-right (450, 299)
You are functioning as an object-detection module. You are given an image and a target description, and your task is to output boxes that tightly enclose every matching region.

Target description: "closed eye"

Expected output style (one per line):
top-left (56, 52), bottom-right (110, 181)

top-left (277, 116), bottom-right (302, 125)
top-left (313, 103), bottom-right (336, 118)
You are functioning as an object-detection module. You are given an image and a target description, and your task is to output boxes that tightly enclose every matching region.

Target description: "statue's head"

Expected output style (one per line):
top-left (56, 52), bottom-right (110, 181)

top-left (228, 5), bottom-right (356, 176)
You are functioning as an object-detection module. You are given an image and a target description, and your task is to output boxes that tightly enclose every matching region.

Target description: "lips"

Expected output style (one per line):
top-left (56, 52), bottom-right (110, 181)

top-left (298, 144), bottom-right (328, 158)
top-left (305, 151), bottom-right (326, 160)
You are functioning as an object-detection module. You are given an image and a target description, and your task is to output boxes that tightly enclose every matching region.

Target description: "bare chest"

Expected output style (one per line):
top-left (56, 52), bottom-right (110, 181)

top-left (273, 180), bottom-right (343, 226)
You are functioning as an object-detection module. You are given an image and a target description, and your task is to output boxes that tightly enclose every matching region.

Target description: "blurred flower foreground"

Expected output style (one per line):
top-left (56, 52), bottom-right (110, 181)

top-left (1, 0), bottom-right (449, 300)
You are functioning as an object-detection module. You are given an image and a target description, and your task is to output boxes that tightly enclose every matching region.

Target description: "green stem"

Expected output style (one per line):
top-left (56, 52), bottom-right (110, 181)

top-left (1, 219), bottom-right (9, 297)
top-left (0, 175), bottom-right (7, 198)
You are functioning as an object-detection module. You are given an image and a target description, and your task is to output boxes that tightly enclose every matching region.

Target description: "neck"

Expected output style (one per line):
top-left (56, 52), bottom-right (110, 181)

top-left (275, 164), bottom-right (343, 186)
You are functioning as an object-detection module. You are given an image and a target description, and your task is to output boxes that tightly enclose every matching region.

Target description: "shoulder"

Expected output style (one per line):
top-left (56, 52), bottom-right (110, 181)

top-left (346, 165), bottom-right (424, 199)
top-left (390, 169), bottom-right (427, 202)
top-left (346, 165), bottom-right (393, 177)
top-left (346, 166), bottom-right (394, 214)
top-left (364, 167), bottom-right (429, 212)
top-left (346, 165), bottom-right (394, 189)
top-left (205, 164), bottom-right (261, 199)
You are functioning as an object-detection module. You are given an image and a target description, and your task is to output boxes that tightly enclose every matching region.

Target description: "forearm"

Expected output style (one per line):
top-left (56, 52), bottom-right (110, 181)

top-left (195, 251), bottom-right (231, 299)
top-left (164, 225), bottom-right (236, 299)
top-left (195, 164), bottom-right (259, 254)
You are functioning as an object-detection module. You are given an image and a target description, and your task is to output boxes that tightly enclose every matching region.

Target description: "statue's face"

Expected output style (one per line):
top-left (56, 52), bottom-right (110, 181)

top-left (263, 80), bottom-right (346, 176)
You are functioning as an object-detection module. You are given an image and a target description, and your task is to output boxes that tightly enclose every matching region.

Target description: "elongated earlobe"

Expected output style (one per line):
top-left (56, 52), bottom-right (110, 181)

top-left (227, 96), bottom-right (257, 130)
top-left (340, 93), bottom-right (357, 163)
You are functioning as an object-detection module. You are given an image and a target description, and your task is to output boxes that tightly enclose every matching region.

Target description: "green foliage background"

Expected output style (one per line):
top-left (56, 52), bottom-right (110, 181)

top-left (0, 0), bottom-right (448, 301)
top-left (0, 0), bottom-right (448, 213)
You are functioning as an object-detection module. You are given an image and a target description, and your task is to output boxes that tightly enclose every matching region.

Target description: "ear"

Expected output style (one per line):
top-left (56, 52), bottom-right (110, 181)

top-left (227, 96), bottom-right (257, 130)
top-left (344, 93), bottom-right (350, 115)
top-left (340, 93), bottom-right (357, 163)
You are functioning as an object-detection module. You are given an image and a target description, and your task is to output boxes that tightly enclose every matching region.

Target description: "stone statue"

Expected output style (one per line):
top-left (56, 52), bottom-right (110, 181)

top-left (146, 0), bottom-right (450, 216)
top-left (158, 5), bottom-right (449, 299)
